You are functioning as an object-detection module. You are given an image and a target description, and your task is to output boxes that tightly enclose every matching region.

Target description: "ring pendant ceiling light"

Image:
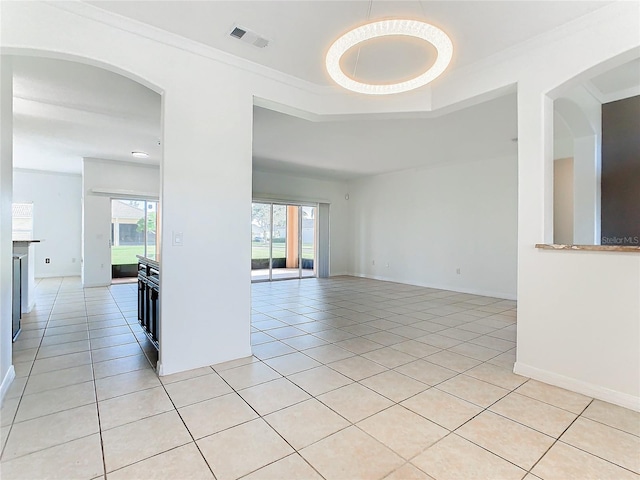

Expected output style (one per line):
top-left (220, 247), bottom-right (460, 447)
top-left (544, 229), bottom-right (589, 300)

top-left (326, 19), bottom-right (453, 95)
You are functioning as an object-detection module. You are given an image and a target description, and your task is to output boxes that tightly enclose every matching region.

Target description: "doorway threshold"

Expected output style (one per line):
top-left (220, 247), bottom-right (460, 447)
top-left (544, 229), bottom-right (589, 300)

top-left (111, 277), bottom-right (137, 285)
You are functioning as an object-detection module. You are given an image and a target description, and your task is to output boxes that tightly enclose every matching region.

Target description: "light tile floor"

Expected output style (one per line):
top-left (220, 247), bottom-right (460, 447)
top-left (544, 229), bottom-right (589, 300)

top-left (1, 276), bottom-right (639, 480)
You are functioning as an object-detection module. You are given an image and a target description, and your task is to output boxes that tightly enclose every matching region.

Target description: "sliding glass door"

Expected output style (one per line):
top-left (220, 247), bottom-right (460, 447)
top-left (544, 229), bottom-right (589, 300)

top-left (251, 202), bottom-right (316, 282)
top-left (301, 206), bottom-right (316, 278)
top-left (111, 198), bottom-right (158, 278)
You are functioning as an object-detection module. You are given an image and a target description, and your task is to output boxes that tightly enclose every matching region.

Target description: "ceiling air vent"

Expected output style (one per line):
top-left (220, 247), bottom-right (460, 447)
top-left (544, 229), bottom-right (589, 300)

top-left (230, 27), bottom-right (246, 39)
top-left (229, 25), bottom-right (269, 48)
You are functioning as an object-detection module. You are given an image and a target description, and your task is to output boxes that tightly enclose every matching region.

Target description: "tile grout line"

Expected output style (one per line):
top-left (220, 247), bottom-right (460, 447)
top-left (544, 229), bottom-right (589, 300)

top-left (388, 371), bottom-right (535, 477)
top-left (132, 378), bottom-right (219, 479)
top-left (215, 366), bottom-right (328, 480)
top-left (0, 277), bottom-right (63, 461)
top-left (105, 282), bottom-right (217, 479)
top-left (533, 399), bottom-right (640, 476)
top-left (6, 277), bottom-right (635, 479)
top-left (90, 286), bottom-right (112, 480)
top-left (249, 285), bottom-right (533, 477)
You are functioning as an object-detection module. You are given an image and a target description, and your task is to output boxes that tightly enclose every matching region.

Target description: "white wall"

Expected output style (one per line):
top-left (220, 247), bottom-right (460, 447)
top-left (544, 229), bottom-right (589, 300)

top-left (553, 138), bottom-right (574, 160)
top-left (560, 87), bottom-right (602, 245)
top-left (573, 134), bottom-right (600, 245)
top-left (348, 156), bottom-right (518, 299)
top-left (0, 57), bottom-right (15, 403)
top-left (1, 1), bottom-right (259, 376)
top-left (554, 90), bottom-right (602, 245)
top-left (82, 158), bottom-right (159, 287)
top-left (13, 170), bottom-right (82, 277)
top-left (553, 158), bottom-right (574, 245)
top-left (2, 1), bottom-right (639, 404)
top-left (252, 169), bottom-right (349, 276)
top-left (518, 251), bottom-right (640, 406)
top-left (514, 2), bottom-right (640, 410)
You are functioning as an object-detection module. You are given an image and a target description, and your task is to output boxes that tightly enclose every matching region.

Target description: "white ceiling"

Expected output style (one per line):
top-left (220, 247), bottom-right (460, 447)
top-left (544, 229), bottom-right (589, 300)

top-left (253, 93), bottom-right (517, 180)
top-left (587, 58), bottom-right (640, 103)
top-left (10, 1), bottom-right (638, 178)
top-left (88, 1), bottom-right (611, 87)
top-left (12, 53), bottom-right (518, 178)
top-left (12, 56), bottom-right (161, 174)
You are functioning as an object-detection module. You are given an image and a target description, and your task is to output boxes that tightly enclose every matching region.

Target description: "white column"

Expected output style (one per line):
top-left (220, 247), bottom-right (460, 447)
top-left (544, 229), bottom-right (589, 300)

top-left (0, 57), bottom-right (15, 400)
top-left (158, 83), bottom-right (253, 375)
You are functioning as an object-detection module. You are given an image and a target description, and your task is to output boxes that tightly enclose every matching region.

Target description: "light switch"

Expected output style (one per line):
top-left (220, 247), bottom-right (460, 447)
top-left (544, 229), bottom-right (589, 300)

top-left (172, 231), bottom-right (184, 246)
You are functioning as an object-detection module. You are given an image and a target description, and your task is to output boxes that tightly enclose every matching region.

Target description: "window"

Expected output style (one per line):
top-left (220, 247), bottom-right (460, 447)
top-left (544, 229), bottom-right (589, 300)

top-left (12, 203), bottom-right (34, 240)
top-left (111, 199), bottom-right (158, 268)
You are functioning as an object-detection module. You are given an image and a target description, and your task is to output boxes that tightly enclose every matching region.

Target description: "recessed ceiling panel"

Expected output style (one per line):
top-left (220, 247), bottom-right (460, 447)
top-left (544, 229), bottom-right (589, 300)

top-left (252, 93), bottom-right (518, 180)
top-left (88, 1), bottom-right (612, 86)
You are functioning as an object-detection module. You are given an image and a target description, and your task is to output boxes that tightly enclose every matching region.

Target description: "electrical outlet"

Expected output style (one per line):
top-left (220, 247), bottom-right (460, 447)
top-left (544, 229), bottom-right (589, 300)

top-left (386, 263), bottom-right (390, 268)
top-left (456, 268), bottom-right (461, 274)
top-left (45, 258), bottom-right (50, 264)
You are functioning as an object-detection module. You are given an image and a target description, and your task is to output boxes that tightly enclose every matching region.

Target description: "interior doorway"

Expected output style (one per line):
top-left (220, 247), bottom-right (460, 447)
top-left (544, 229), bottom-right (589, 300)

top-left (251, 202), bottom-right (316, 282)
top-left (111, 198), bottom-right (158, 280)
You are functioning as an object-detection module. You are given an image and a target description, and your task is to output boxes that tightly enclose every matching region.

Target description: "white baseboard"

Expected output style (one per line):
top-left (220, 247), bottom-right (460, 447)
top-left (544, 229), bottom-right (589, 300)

top-left (514, 361), bottom-right (640, 412)
top-left (36, 272), bottom-right (81, 279)
top-left (0, 366), bottom-right (16, 406)
top-left (82, 281), bottom-right (111, 288)
top-left (329, 271), bottom-right (349, 277)
top-left (158, 348), bottom-right (253, 377)
top-left (349, 272), bottom-right (517, 301)
top-left (22, 298), bottom-right (36, 314)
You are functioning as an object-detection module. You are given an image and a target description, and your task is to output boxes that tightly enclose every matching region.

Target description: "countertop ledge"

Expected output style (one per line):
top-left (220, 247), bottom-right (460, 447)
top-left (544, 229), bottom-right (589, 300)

top-left (137, 255), bottom-right (160, 268)
top-left (536, 244), bottom-right (640, 252)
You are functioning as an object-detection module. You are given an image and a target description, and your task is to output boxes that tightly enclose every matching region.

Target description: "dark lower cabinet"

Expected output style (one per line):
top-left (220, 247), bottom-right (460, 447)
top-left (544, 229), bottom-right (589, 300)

top-left (137, 256), bottom-right (160, 350)
top-left (12, 255), bottom-right (24, 341)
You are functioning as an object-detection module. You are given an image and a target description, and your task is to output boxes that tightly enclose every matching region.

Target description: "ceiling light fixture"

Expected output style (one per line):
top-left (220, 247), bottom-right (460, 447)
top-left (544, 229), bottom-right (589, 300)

top-left (326, 19), bottom-right (453, 95)
top-left (131, 151), bottom-right (149, 158)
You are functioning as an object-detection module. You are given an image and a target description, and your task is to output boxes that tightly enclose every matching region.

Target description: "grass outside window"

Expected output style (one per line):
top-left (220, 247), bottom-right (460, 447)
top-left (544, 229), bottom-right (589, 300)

top-left (112, 245), bottom-right (156, 265)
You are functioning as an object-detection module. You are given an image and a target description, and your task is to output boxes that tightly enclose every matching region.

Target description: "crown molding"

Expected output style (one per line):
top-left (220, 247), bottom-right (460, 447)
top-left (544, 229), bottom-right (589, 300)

top-left (579, 80), bottom-right (640, 106)
top-left (256, 83), bottom-right (515, 123)
top-left (48, 1), bottom-right (330, 97)
top-left (83, 156), bottom-right (159, 170)
top-left (602, 85), bottom-right (640, 104)
top-left (582, 80), bottom-right (606, 104)
top-left (40, 1), bottom-right (640, 121)
top-left (14, 94), bottom-right (142, 121)
top-left (90, 187), bottom-right (158, 200)
top-left (14, 167), bottom-right (82, 178)
top-left (44, 0), bottom-right (556, 112)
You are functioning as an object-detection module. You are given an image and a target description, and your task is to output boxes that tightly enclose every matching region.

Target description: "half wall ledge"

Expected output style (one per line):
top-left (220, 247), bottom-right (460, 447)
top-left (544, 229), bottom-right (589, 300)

top-left (535, 244), bottom-right (640, 252)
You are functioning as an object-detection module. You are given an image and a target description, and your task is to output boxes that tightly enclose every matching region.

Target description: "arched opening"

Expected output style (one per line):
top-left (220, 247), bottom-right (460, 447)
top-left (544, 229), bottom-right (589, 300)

top-left (549, 53), bottom-right (640, 246)
top-left (553, 95), bottom-right (599, 245)
top-left (3, 49), bottom-right (165, 376)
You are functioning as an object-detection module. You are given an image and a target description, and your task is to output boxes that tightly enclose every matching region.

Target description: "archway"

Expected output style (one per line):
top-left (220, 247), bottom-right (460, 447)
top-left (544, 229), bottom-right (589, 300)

top-left (1, 49), bottom-right (166, 396)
